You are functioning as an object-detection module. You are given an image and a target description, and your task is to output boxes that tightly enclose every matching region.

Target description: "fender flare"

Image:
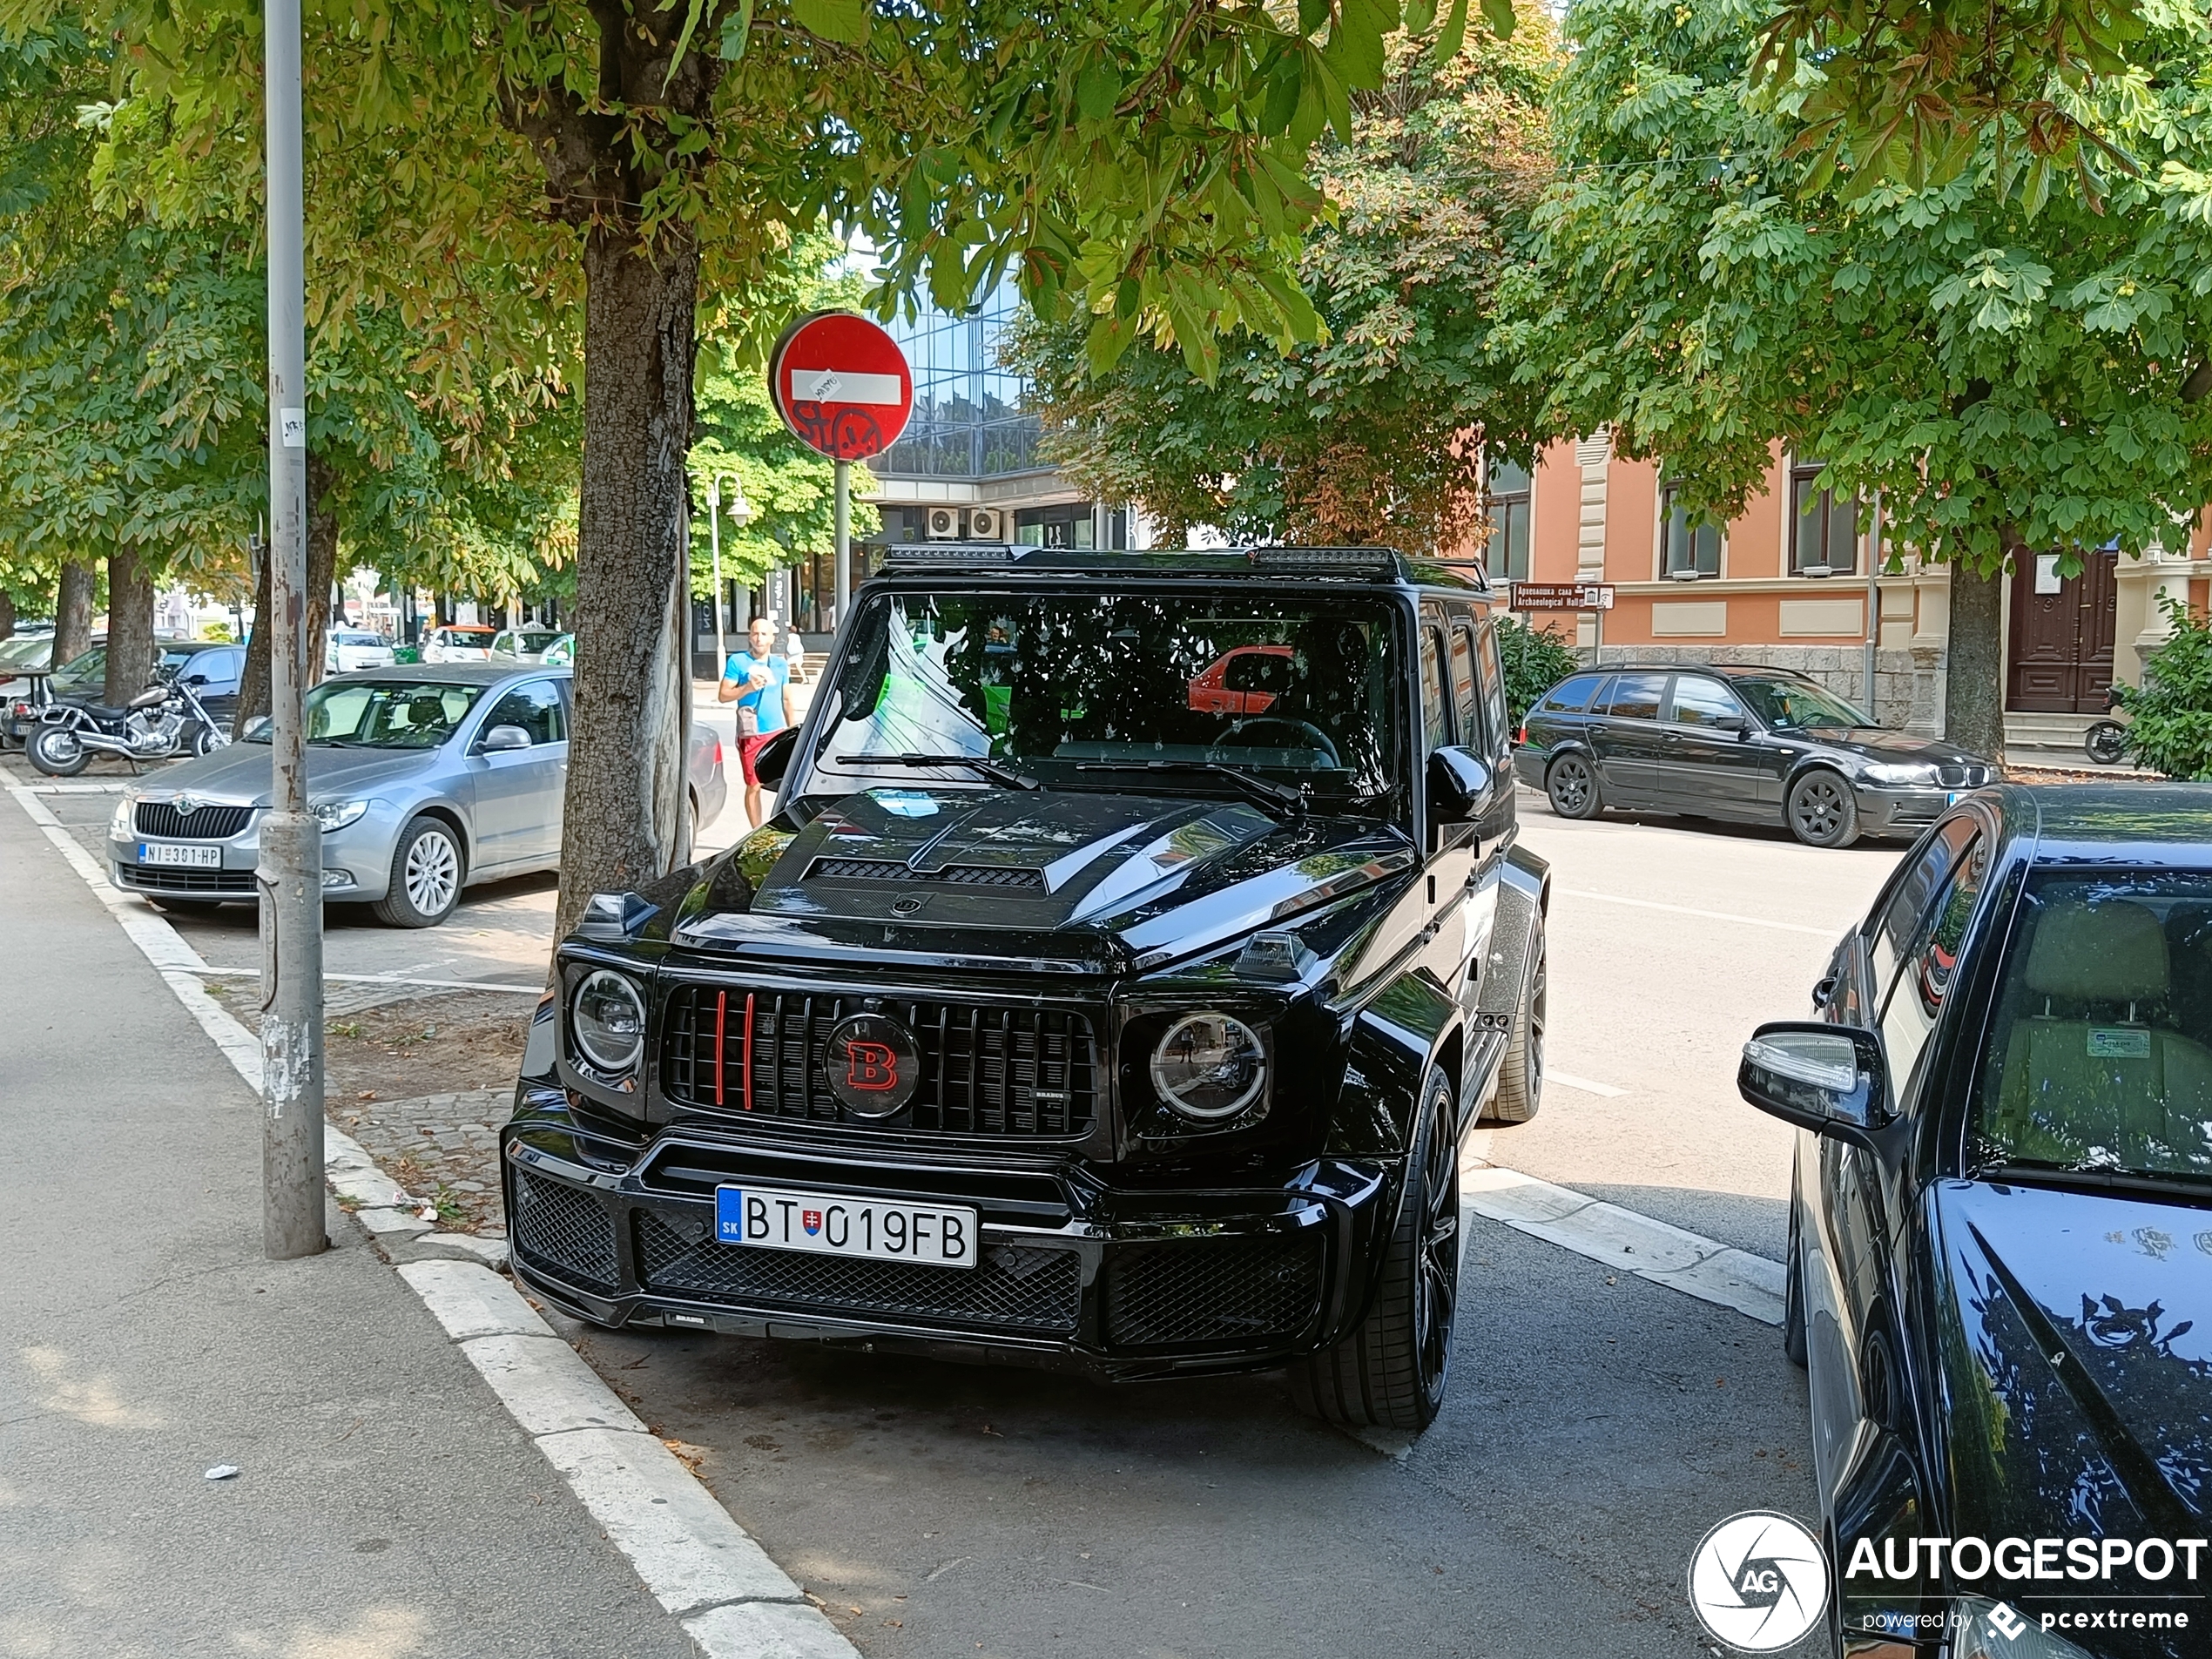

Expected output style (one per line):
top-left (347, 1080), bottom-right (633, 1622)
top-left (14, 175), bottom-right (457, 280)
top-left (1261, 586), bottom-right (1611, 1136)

top-left (1328, 968), bottom-right (1460, 1159)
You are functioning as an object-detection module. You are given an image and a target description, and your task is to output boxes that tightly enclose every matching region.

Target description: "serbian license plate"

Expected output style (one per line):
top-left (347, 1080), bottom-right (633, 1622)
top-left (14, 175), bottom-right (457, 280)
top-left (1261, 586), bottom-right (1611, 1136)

top-left (138, 841), bottom-right (222, 868)
top-left (715, 1184), bottom-right (977, 1270)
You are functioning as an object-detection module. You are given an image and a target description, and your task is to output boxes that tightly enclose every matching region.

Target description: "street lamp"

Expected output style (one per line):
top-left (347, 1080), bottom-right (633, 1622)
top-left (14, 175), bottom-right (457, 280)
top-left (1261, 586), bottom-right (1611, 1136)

top-left (704, 474), bottom-right (749, 674)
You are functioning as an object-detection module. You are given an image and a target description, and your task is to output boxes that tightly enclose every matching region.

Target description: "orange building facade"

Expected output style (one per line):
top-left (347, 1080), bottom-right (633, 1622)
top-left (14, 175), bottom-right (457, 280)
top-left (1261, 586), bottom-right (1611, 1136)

top-left (1485, 432), bottom-right (2212, 758)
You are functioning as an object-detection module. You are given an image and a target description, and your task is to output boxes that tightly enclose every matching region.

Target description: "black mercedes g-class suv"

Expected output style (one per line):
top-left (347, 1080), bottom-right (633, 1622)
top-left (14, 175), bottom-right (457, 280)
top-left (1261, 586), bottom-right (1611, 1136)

top-left (503, 545), bottom-right (1551, 1429)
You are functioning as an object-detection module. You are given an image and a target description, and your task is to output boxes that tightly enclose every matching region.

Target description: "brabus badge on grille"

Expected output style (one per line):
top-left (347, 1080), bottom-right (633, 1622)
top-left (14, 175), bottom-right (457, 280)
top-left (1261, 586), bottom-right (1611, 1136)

top-left (826, 1012), bottom-right (921, 1117)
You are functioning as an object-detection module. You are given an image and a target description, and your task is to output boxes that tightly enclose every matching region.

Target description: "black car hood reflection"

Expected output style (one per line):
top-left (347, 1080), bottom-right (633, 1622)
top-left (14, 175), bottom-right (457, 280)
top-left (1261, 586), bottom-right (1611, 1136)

top-left (1782, 726), bottom-right (1987, 769)
top-left (673, 785), bottom-right (1415, 972)
top-left (1932, 1180), bottom-right (2212, 1548)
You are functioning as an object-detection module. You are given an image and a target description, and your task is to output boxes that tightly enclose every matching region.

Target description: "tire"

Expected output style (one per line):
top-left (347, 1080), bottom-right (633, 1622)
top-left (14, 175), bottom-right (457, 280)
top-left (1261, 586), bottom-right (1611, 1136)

top-left (1482, 918), bottom-right (1545, 1126)
top-left (1786, 769), bottom-right (1858, 848)
top-left (1783, 1190), bottom-right (1809, 1369)
top-left (372, 814), bottom-right (466, 927)
top-left (29, 725), bottom-right (91, 777)
top-left (1545, 752), bottom-right (1602, 819)
top-left (189, 722), bottom-right (223, 758)
top-left (1292, 1064), bottom-right (1460, 1432)
top-left (2086, 720), bottom-right (2127, 765)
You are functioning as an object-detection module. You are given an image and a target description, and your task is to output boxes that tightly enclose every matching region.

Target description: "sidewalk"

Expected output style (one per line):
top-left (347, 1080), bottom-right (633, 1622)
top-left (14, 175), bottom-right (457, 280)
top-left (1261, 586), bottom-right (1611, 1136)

top-left (0, 797), bottom-right (699, 1657)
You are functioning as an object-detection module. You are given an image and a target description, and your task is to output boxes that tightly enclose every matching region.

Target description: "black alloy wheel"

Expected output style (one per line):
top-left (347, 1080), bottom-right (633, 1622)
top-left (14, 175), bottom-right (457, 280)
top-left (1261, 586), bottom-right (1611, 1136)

top-left (1292, 1064), bottom-right (1460, 1432)
top-left (2085, 719), bottom-right (2128, 765)
top-left (1786, 769), bottom-right (1859, 848)
top-left (1545, 752), bottom-right (1601, 819)
top-left (1483, 920), bottom-right (1545, 1125)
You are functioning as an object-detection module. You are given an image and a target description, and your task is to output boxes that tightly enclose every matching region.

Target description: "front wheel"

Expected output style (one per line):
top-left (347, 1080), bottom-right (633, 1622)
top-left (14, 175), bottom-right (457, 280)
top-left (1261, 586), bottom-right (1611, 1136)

top-left (1482, 918), bottom-right (1545, 1125)
top-left (29, 725), bottom-right (90, 776)
top-left (2085, 720), bottom-right (2127, 765)
top-left (1545, 752), bottom-right (1602, 819)
top-left (1292, 1064), bottom-right (1460, 1433)
top-left (189, 722), bottom-right (226, 758)
top-left (372, 815), bottom-right (466, 927)
top-left (1786, 770), bottom-right (1858, 848)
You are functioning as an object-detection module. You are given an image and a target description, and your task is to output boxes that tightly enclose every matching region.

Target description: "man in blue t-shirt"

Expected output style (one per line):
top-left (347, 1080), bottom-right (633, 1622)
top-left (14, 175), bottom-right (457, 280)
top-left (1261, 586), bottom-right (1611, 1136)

top-left (719, 615), bottom-right (798, 826)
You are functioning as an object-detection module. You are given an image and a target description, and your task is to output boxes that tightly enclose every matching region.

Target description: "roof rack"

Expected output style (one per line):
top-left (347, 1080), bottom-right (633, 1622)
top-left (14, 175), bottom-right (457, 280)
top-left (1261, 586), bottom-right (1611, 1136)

top-left (873, 543), bottom-right (1488, 587)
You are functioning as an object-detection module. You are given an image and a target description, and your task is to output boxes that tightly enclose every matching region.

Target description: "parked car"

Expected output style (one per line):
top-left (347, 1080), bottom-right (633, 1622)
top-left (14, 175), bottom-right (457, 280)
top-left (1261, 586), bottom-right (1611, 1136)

top-left (419, 624), bottom-right (497, 664)
top-left (503, 543), bottom-right (1553, 1432)
top-left (1738, 784), bottom-right (2212, 1658)
top-left (1514, 663), bottom-right (1997, 847)
top-left (326, 628), bottom-right (396, 674)
top-left (489, 627), bottom-right (566, 664)
top-left (0, 636), bottom-right (55, 744)
top-left (540, 632), bottom-right (575, 668)
top-left (106, 664), bottom-right (727, 927)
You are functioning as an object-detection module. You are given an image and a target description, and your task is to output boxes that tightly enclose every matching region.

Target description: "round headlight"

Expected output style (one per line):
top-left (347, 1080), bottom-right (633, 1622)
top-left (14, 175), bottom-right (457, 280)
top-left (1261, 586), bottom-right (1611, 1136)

top-left (1149, 1013), bottom-right (1267, 1121)
top-left (571, 970), bottom-right (647, 1075)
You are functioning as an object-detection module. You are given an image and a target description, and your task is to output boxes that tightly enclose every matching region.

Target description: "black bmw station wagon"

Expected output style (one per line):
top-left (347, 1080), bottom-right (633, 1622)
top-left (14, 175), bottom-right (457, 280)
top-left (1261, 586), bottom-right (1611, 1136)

top-left (502, 545), bottom-right (1550, 1429)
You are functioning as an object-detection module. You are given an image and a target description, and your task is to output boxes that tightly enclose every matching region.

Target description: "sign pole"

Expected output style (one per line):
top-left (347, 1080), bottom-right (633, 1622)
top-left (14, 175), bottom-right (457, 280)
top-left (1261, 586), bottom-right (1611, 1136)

top-left (833, 458), bottom-right (851, 631)
top-left (706, 475), bottom-right (725, 675)
top-left (261, 0), bottom-right (325, 1261)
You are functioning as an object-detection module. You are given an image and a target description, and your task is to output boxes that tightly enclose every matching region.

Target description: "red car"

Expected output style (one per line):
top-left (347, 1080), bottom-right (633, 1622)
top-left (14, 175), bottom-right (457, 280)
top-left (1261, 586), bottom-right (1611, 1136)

top-left (1186, 644), bottom-right (1294, 715)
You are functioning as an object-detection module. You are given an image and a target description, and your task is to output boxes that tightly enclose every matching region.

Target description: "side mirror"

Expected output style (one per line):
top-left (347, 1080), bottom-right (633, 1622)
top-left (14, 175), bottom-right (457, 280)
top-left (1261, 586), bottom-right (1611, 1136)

top-left (240, 714), bottom-right (271, 741)
top-left (1726, 716), bottom-right (1751, 738)
top-left (1737, 1021), bottom-right (1886, 1141)
top-left (184, 672), bottom-right (210, 687)
top-left (1426, 745), bottom-right (1493, 820)
top-left (752, 725), bottom-right (799, 786)
top-left (480, 724), bottom-right (533, 752)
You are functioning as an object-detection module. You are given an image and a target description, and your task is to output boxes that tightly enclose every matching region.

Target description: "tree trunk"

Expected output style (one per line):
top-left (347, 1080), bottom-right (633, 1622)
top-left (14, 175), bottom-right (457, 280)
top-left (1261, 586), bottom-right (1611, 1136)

top-left (235, 549), bottom-right (273, 736)
top-left (0, 589), bottom-right (15, 639)
top-left (554, 224), bottom-right (700, 940)
top-left (53, 560), bottom-right (93, 665)
top-left (1945, 554), bottom-right (2007, 764)
top-left (103, 547), bottom-right (157, 705)
top-left (304, 455), bottom-right (339, 691)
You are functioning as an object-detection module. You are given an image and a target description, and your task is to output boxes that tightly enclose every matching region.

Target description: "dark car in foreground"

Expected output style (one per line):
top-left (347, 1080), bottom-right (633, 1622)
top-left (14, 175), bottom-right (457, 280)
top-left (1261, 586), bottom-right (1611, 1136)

top-left (502, 544), bottom-right (1552, 1430)
top-left (1737, 784), bottom-right (2212, 1657)
top-left (1514, 664), bottom-right (1997, 846)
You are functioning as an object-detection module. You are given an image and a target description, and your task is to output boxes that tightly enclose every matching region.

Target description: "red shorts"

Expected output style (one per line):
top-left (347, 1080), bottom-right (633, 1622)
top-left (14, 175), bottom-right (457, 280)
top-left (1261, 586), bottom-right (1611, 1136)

top-left (737, 732), bottom-right (776, 786)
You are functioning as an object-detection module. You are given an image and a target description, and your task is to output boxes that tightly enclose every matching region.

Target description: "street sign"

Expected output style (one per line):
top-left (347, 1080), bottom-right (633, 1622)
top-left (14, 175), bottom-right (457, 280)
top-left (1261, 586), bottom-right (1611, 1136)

top-left (768, 311), bottom-right (914, 462)
top-left (1512, 582), bottom-right (1615, 611)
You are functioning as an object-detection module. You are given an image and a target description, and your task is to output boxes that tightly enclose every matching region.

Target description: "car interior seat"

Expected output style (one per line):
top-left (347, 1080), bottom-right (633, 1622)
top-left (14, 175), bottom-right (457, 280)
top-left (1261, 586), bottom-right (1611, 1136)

top-left (1991, 898), bottom-right (2212, 1171)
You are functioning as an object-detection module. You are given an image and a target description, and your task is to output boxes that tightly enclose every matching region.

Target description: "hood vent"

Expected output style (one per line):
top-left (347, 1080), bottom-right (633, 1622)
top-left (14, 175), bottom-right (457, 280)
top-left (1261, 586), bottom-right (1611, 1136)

top-left (807, 856), bottom-right (1046, 892)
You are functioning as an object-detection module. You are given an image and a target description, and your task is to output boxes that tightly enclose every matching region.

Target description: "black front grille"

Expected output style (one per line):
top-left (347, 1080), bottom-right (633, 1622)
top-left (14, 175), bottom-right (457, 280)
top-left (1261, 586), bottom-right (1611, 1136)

top-left (807, 857), bottom-right (1045, 890)
top-left (136, 801), bottom-right (253, 840)
top-left (1935, 764), bottom-right (1994, 789)
top-left (115, 863), bottom-right (257, 896)
top-left (633, 1210), bottom-right (1081, 1333)
top-left (662, 988), bottom-right (1097, 1136)
top-left (1102, 1233), bottom-right (1325, 1347)
top-left (509, 1170), bottom-right (620, 1292)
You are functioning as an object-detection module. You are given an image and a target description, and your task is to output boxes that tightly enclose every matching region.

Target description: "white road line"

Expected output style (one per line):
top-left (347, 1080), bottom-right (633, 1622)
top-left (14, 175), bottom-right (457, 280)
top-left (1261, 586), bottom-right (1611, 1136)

top-left (3, 778), bottom-right (856, 1659)
top-left (1548, 1070), bottom-right (1628, 1098)
top-left (1558, 887), bottom-right (1844, 939)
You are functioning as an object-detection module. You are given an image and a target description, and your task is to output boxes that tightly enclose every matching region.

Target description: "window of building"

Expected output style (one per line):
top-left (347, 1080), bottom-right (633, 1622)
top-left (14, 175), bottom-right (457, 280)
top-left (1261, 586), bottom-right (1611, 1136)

top-left (1485, 459), bottom-right (1533, 581)
top-left (1659, 482), bottom-right (1721, 577)
top-left (1789, 459), bottom-right (1859, 575)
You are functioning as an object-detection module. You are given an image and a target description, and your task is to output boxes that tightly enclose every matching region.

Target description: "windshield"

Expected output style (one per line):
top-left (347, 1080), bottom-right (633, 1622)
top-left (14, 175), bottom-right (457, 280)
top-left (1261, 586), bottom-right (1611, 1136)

top-left (1733, 677), bottom-right (1873, 730)
top-left (504, 631), bottom-right (560, 653)
top-left (246, 678), bottom-right (484, 748)
top-left (1973, 870), bottom-right (2212, 1187)
top-left (812, 590), bottom-right (1406, 814)
top-left (0, 637), bottom-right (49, 667)
top-left (431, 629), bottom-right (490, 647)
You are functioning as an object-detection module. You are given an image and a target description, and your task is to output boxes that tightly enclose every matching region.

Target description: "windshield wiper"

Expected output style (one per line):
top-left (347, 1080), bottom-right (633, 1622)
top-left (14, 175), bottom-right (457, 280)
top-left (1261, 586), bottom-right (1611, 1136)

top-left (1073, 759), bottom-right (1307, 821)
top-left (1977, 1159), bottom-right (2212, 1203)
top-left (835, 752), bottom-right (1042, 791)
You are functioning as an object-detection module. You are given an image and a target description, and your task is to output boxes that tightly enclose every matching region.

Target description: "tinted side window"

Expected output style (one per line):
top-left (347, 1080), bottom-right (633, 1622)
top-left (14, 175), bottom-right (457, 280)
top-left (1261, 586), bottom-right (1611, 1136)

top-left (1539, 673), bottom-right (1602, 714)
top-left (1878, 833), bottom-right (1989, 1096)
top-left (480, 680), bottom-right (566, 746)
top-left (1602, 671), bottom-right (1667, 721)
top-left (1868, 818), bottom-right (1979, 995)
top-left (1449, 624), bottom-right (1483, 748)
top-left (1475, 622), bottom-right (1509, 750)
top-left (1667, 676), bottom-right (1747, 729)
top-left (1420, 626), bottom-right (1453, 752)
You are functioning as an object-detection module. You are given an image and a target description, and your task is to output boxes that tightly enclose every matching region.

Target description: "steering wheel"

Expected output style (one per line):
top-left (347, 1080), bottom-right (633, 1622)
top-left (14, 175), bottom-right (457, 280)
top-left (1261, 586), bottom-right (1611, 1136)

top-left (1215, 716), bottom-right (1339, 766)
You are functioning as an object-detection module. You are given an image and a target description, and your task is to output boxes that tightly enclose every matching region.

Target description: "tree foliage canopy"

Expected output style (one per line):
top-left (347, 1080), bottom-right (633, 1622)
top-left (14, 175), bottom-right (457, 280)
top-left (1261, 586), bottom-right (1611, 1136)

top-left (1008, 20), bottom-right (1556, 551)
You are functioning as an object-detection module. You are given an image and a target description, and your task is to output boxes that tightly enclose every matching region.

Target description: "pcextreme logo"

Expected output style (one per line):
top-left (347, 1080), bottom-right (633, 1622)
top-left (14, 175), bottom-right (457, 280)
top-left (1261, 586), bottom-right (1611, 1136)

top-left (1688, 1510), bottom-right (1831, 1652)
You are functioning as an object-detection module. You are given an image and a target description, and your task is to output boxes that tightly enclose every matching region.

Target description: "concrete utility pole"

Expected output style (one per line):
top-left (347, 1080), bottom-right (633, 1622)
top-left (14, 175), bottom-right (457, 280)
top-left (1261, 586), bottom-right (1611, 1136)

top-left (260, 0), bottom-right (326, 1261)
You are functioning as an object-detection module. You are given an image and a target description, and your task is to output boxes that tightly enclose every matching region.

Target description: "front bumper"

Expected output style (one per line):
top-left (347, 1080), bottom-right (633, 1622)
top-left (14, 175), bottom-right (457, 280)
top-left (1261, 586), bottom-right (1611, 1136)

top-left (108, 801), bottom-right (406, 901)
top-left (1851, 783), bottom-right (1956, 837)
top-left (502, 1089), bottom-right (1397, 1379)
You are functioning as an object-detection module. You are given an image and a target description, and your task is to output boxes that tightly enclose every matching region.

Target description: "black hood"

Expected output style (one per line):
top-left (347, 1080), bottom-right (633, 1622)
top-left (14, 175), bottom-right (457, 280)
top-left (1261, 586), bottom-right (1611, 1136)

top-left (1932, 1180), bottom-right (2212, 1584)
top-left (1793, 726), bottom-right (1993, 772)
top-left (671, 786), bottom-right (1415, 974)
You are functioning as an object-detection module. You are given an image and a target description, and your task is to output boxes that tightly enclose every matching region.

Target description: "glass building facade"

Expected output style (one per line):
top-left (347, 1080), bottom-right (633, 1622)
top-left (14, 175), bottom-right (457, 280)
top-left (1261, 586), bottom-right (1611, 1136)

top-left (873, 280), bottom-right (1042, 480)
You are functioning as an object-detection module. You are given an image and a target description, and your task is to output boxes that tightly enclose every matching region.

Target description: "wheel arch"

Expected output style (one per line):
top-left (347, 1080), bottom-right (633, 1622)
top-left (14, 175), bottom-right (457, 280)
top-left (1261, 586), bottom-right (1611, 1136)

top-left (404, 800), bottom-right (475, 879)
top-left (1328, 968), bottom-right (1461, 1159)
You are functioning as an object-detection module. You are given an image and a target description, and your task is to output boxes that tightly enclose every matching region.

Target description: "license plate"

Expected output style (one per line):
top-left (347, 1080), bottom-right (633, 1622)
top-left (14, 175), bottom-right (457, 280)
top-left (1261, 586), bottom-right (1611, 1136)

top-left (138, 841), bottom-right (222, 867)
top-left (1946, 791), bottom-right (1962, 806)
top-left (714, 1184), bottom-right (977, 1270)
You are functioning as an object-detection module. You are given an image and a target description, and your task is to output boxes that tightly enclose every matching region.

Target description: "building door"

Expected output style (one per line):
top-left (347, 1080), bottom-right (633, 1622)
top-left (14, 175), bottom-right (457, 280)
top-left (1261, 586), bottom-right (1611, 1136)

top-left (2006, 549), bottom-right (2118, 712)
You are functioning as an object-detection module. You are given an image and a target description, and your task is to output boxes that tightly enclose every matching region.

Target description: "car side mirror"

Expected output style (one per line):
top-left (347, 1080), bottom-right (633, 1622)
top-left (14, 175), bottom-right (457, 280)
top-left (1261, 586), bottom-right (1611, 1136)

top-left (752, 725), bottom-right (798, 786)
top-left (480, 724), bottom-right (533, 752)
top-left (184, 672), bottom-right (210, 687)
top-left (1727, 716), bottom-right (1751, 738)
top-left (1738, 1021), bottom-right (1886, 1142)
top-left (1426, 745), bottom-right (1493, 820)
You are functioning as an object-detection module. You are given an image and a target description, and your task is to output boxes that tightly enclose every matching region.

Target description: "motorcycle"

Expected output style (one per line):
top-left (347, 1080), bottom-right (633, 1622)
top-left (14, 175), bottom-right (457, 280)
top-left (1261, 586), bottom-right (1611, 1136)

top-left (2084, 684), bottom-right (2128, 766)
top-left (28, 675), bottom-right (230, 776)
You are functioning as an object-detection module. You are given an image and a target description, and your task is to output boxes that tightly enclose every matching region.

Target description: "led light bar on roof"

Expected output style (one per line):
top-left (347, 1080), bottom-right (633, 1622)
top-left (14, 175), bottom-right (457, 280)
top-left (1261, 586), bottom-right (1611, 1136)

top-left (1243, 546), bottom-right (1399, 573)
top-left (882, 542), bottom-right (1021, 565)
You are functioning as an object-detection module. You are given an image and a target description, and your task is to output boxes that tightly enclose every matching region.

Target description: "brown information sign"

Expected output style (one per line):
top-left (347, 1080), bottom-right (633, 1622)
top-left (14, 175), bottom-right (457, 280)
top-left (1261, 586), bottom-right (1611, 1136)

top-left (1511, 582), bottom-right (1615, 611)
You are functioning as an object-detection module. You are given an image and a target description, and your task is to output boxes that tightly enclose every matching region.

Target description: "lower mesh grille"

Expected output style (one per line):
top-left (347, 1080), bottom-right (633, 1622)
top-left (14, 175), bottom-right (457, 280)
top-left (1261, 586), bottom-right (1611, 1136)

top-left (115, 863), bottom-right (257, 896)
top-left (1103, 1233), bottom-right (1325, 1346)
top-left (633, 1210), bottom-right (1081, 1333)
top-left (509, 1170), bottom-right (620, 1292)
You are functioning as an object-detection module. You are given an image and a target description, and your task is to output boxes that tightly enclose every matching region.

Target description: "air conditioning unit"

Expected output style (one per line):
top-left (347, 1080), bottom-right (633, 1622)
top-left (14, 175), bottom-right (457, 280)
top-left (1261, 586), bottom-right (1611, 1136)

top-left (925, 505), bottom-right (961, 540)
top-left (966, 507), bottom-right (1005, 542)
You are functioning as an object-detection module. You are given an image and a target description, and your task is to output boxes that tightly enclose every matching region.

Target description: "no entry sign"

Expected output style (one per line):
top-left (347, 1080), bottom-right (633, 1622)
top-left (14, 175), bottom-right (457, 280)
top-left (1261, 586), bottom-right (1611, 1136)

top-left (768, 311), bottom-right (914, 462)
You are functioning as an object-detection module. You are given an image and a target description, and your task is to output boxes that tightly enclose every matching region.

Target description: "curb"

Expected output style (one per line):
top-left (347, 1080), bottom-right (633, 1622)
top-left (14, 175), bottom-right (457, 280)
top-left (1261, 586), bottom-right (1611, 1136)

top-left (3, 778), bottom-right (857, 1659)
